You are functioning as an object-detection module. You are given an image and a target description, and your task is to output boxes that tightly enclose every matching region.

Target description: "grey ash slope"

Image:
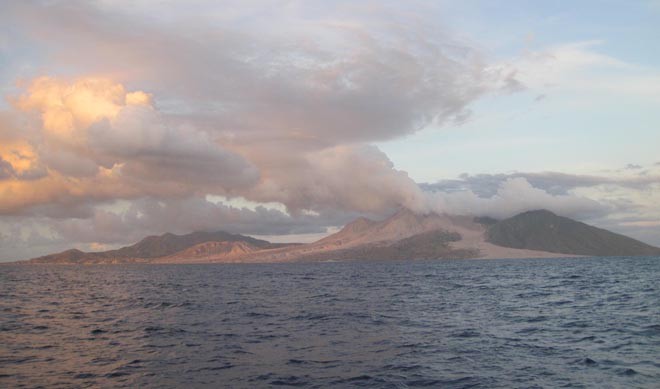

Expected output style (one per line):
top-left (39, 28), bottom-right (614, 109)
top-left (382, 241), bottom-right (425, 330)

top-left (296, 229), bottom-right (478, 262)
top-left (486, 210), bottom-right (660, 257)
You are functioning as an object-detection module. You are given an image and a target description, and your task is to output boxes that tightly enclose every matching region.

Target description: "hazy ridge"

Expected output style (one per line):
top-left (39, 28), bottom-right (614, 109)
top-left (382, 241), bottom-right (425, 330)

top-left (23, 209), bottom-right (660, 264)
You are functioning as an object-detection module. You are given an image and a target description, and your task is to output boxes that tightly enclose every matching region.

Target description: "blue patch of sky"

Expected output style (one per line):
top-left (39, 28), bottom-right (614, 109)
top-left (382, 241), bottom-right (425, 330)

top-left (379, 0), bottom-right (660, 182)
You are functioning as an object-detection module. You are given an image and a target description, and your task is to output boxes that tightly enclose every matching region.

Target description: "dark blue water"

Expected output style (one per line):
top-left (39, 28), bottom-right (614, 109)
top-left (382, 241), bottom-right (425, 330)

top-left (1, 257), bottom-right (659, 388)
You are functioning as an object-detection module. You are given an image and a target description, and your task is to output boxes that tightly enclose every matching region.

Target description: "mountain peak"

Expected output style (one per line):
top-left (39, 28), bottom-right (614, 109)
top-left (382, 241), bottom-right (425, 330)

top-left (381, 207), bottom-right (441, 230)
top-left (487, 210), bottom-right (660, 256)
top-left (316, 208), bottom-right (463, 249)
top-left (390, 207), bottom-right (425, 219)
top-left (24, 208), bottom-right (660, 265)
top-left (518, 209), bottom-right (558, 218)
top-left (342, 216), bottom-right (376, 232)
top-left (27, 229), bottom-right (275, 264)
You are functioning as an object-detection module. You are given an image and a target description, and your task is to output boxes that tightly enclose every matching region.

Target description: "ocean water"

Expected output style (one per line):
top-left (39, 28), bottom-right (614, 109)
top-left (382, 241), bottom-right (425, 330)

top-left (1, 257), bottom-right (659, 388)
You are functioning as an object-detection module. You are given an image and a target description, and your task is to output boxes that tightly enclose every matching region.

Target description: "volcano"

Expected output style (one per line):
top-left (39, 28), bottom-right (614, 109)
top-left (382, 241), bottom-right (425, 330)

top-left (23, 209), bottom-right (660, 264)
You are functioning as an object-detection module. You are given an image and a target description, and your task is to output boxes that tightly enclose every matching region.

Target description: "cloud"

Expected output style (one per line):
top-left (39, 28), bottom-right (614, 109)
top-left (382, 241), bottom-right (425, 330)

top-left (423, 177), bottom-right (608, 220)
top-left (89, 104), bottom-right (259, 188)
top-left (0, 157), bottom-right (14, 179)
top-left (1, 77), bottom-right (258, 214)
top-left (500, 40), bottom-right (660, 101)
top-left (423, 170), bottom-right (660, 197)
top-left (421, 170), bottom-right (660, 246)
top-left (0, 220), bottom-right (70, 262)
top-left (2, 1), bottom-right (518, 257)
top-left (0, 196), bottom-right (360, 261)
top-left (0, 1), bottom-right (515, 221)
top-left (0, 137), bottom-right (46, 181)
top-left (3, 1), bottom-right (657, 258)
top-left (243, 144), bottom-right (428, 215)
top-left (7, 1), bottom-right (503, 144)
top-left (51, 197), bottom-right (342, 244)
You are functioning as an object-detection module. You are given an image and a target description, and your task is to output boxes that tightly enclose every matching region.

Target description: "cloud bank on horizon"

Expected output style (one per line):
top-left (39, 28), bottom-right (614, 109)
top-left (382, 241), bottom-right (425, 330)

top-left (0, 1), bottom-right (658, 260)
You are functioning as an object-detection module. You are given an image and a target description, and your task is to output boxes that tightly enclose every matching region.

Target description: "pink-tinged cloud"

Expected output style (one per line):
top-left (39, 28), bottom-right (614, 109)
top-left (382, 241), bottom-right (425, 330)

top-left (2, 0), bottom-right (652, 261)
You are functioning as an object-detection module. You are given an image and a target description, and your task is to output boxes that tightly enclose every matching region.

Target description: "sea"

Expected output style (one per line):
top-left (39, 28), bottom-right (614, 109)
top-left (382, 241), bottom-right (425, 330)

top-left (1, 256), bottom-right (659, 388)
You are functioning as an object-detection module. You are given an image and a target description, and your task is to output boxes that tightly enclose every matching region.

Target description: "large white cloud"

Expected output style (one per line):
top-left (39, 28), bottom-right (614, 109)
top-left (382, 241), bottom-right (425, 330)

top-left (2, 1), bottom-right (657, 260)
top-left (0, 2), bottom-right (512, 219)
top-left (1, 77), bottom-right (259, 215)
top-left (424, 177), bottom-right (608, 220)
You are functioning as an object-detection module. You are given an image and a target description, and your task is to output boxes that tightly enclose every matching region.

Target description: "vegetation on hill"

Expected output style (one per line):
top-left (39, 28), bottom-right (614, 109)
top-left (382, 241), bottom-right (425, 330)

top-left (486, 210), bottom-right (660, 256)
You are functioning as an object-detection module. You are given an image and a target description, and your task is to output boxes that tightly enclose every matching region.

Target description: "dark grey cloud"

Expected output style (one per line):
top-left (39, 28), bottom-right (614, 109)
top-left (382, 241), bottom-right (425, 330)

top-left (534, 94), bottom-right (546, 102)
top-left (39, 147), bottom-right (99, 177)
top-left (0, 196), bottom-right (362, 261)
top-left (89, 106), bottom-right (259, 189)
top-left (0, 157), bottom-right (14, 179)
top-left (422, 171), bottom-right (660, 197)
top-left (0, 151), bottom-right (46, 181)
top-left (0, 222), bottom-right (68, 262)
top-left (39, 197), bottom-right (361, 245)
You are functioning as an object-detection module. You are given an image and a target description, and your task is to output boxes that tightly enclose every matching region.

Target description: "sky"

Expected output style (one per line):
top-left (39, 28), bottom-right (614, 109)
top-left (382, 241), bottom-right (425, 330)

top-left (0, 0), bottom-right (658, 261)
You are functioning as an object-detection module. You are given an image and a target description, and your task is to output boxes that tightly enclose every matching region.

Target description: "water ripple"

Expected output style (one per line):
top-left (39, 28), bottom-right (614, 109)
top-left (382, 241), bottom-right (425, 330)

top-left (0, 256), bottom-right (659, 388)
